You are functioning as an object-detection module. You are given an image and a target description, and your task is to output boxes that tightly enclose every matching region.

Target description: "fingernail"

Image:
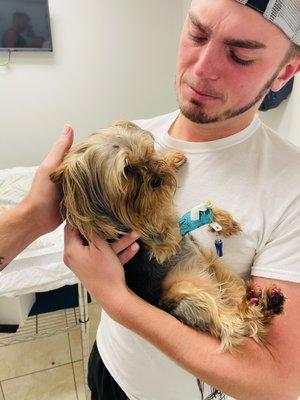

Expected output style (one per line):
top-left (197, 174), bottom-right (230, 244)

top-left (131, 243), bottom-right (139, 252)
top-left (131, 231), bottom-right (140, 239)
top-left (63, 124), bottom-right (71, 135)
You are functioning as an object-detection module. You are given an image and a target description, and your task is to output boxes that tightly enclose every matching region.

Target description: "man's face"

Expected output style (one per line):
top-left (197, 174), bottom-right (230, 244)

top-left (176, 0), bottom-right (292, 124)
top-left (17, 16), bottom-right (30, 32)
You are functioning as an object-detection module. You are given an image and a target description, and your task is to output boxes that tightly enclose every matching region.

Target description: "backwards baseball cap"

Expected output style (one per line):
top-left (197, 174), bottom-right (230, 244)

top-left (235, 0), bottom-right (300, 45)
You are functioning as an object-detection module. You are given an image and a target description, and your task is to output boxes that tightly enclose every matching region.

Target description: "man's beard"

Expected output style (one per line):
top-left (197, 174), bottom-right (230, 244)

top-left (177, 67), bottom-right (282, 124)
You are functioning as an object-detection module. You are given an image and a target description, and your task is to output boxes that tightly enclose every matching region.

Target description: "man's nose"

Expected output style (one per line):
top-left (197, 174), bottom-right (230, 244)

top-left (193, 41), bottom-right (222, 81)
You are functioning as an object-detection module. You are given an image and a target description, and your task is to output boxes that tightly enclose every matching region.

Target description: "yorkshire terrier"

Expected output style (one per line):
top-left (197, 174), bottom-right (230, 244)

top-left (51, 120), bottom-right (285, 352)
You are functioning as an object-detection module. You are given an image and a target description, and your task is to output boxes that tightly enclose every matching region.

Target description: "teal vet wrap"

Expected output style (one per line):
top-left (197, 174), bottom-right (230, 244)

top-left (178, 202), bottom-right (213, 236)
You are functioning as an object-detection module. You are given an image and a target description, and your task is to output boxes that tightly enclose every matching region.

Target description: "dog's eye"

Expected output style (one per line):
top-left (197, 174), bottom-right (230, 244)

top-left (151, 177), bottom-right (162, 188)
top-left (124, 165), bottom-right (134, 175)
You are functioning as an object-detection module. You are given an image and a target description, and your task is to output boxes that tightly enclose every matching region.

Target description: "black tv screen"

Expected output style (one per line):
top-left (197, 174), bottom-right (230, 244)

top-left (0, 0), bottom-right (52, 51)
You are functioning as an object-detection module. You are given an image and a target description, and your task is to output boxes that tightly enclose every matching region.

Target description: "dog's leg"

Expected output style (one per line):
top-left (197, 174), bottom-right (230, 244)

top-left (163, 151), bottom-right (187, 170)
top-left (204, 256), bottom-right (286, 347)
top-left (159, 275), bottom-right (222, 333)
top-left (158, 242), bottom-right (252, 352)
top-left (228, 280), bottom-right (286, 348)
top-left (159, 274), bottom-right (249, 352)
top-left (207, 260), bottom-right (285, 346)
top-left (209, 207), bottom-right (242, 237)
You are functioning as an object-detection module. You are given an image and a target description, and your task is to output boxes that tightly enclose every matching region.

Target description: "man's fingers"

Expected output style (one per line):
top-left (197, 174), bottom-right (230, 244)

top-left (89, 231), bottom-right (111, 253)
top-left (110, 231), bottom-right (140, 254)
top-left (64, 223), bottom-right (84, 264)
top-left (64, 223), bottom-right (82, 248)
top-left (118, 242), bottom-right (140, 265)
top-left (42, 125), bottom-right (74, 170)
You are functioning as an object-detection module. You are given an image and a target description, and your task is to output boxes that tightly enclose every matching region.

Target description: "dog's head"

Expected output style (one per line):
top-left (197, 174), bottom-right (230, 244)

top-left (50, 121), bottom-right (178, 243)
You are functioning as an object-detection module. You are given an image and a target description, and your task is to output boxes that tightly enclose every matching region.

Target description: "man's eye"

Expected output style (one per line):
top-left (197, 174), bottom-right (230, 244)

top-left (230, 51), bottom-right (254, 66)
top-left (189, 34), bottom-right (207, 44)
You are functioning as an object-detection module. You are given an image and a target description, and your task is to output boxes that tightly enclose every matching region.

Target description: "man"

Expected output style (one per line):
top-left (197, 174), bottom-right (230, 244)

top-left (2, 12), bottom-right (43, 49)
top-left (63, 1), bottom-right (300, 399)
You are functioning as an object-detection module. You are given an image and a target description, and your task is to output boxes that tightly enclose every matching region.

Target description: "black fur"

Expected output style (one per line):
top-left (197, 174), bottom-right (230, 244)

top-left (123, 240), bottom-right (169, 306)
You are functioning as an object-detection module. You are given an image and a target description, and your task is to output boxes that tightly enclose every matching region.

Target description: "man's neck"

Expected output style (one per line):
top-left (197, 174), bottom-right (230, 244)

top-left (169, 111), bottom-right (257, 142)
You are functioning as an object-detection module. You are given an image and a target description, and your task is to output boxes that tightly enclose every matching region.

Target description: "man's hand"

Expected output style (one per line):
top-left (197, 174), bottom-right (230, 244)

top-left (0, 125), bottom-right (74, 270)
top-left (63, 225), bottom-right (140, 318)
top-left (21, 124), bottom-right (74, 236)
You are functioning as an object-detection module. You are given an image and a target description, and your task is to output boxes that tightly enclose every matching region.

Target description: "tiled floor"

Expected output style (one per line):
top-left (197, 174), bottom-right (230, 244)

top-left (0, 303), bottom-right (101, 400)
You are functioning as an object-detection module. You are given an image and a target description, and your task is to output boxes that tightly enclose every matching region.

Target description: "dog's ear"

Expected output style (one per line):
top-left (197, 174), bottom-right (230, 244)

top-left (50, 164), bottom-right (66, 185)
top-left (112, 120), bottom-right (140, 130)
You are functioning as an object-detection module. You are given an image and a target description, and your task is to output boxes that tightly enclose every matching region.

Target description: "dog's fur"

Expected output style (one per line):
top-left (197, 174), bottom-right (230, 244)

top-left (51, 120), bottom-right (285, 352)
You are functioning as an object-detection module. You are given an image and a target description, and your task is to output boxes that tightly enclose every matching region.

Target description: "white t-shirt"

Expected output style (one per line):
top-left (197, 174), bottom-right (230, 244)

top-left (97, 110), bottom-right (300, 400)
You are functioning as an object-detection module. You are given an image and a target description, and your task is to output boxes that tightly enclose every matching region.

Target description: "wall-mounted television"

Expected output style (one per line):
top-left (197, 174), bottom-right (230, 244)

top-left (0, 0), bottom-right (52, 52)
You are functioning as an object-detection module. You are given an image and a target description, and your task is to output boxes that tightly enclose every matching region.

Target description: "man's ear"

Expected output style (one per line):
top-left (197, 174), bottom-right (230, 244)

top-left (270, 55), bottom-right (300, 92)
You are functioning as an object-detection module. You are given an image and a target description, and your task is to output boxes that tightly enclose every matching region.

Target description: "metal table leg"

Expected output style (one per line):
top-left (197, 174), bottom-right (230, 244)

top-left (78, 282), bottom-right (91, 400)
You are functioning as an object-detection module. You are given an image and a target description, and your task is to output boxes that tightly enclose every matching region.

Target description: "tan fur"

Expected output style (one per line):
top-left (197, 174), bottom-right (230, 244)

top-left (210, 207), bottom-right (242, 237)
top-left (160, 244), bottom-right (276, 352)
top-left (51, 120), bottom-right (285, 353)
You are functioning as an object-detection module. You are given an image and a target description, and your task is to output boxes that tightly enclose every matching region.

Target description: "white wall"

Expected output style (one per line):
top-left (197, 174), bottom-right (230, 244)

top-left (0, 0), bottom-right (183, 168)
top-left (182, 0), bottom-right (191, 18)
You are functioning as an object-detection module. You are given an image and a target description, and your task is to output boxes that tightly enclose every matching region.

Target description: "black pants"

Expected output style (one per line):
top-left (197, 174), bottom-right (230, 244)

top-left (88, 341), bottom-right (128, 400)
top-left (88, 342), bottom-right (224, 400)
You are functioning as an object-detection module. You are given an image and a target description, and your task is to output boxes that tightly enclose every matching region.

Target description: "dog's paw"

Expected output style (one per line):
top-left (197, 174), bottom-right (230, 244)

top-left (164, 151), bottom-right (187, 170)
top-left (245, 283), bottom-right (263, 307)
top-left (245, 283), bottom-right (286, 316)
top-left (265, 286), bottom-right (286, 315)
top-left (209, 207), bottom-right (242, 238)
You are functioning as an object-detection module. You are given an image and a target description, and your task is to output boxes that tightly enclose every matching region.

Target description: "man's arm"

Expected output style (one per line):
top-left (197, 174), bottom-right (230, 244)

top-left (0, 203), bottom-right (40, 270)
top-left (64, 228), bottom-right (300, 400)
top-left (0, 125), bottom-right (74, 270)
top-left (117, 277), bottom-right (300, 400)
